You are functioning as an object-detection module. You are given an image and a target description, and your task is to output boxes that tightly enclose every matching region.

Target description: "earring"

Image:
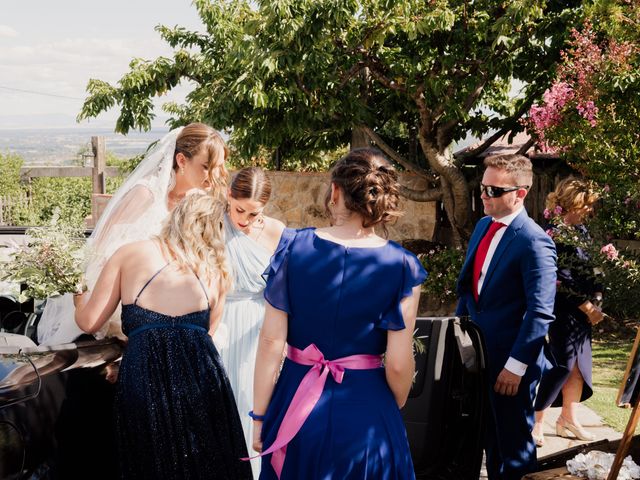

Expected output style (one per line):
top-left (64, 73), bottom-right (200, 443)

top-left (180, 166), bottom-right (185, 176)
top-left (329, 200), bottom-right (336, 207)
top-left (168, 169), bottom-right (176, 191)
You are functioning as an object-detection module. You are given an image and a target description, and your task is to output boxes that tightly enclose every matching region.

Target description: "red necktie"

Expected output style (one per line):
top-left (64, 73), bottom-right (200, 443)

top-left (472, 221), bottom-right (506, 301)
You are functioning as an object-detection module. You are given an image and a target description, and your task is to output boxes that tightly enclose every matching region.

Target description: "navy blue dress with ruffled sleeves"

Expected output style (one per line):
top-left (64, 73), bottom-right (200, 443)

top-left (258, 228), bottom-right (427, 480)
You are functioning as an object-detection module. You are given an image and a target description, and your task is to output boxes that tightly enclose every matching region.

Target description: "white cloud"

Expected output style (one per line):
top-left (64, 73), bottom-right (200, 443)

top-left (0, 36), bottom-right (192, 120)
top-left (0, 25), bottom-right (17, 38)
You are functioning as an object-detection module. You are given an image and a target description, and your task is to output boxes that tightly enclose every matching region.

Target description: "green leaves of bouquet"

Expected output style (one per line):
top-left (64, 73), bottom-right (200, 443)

top-left (545, 206), bottom-right (640, 319)
top-left (0, 210), bottom-right (86, 302)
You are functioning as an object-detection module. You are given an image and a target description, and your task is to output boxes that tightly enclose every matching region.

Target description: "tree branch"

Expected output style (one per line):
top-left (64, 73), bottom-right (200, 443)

top-left (399, 184), bottom-right (443, 202)
top-left (454, 93), bottom-right (540, 162)
top-left (295, 75), bottom-right (313, 97)
top-left (455, 127), bottom-right (510, 164)
top-left (365, 59), bottom-right (407, 93)
top-left (339, 62), bottom-right (366, 88)
top-left (516, 137), bottom-right (535, 155)
top-left (362, 126), bottom-right (427, 177)
top-left (413, 84), bottom-right (433, 136)
top-left (438, 77), bottom-right (489, 148)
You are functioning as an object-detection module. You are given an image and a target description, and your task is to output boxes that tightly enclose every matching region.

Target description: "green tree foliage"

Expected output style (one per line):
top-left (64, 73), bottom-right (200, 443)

top-left (78, 0), bottom-right (584, 245)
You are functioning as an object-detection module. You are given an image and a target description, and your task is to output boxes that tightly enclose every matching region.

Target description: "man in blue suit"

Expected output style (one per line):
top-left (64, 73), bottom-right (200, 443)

top-left (456, 154), bottom-right (557, 480)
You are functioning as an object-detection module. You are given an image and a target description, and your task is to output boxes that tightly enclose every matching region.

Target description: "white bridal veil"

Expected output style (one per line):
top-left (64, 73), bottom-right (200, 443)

top-left (37, 128), bottom-right (184, 345)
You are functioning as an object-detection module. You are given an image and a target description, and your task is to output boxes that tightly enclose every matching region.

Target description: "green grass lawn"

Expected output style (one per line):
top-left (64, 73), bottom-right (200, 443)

top-left (584, 327), bottom-right (637, 432)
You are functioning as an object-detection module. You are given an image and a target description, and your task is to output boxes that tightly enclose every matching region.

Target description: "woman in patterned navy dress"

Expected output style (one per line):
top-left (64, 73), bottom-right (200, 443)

top-left (74, 193), bottom-right (251, 480)
top-left (532, 177), bottom-right (602, 447)
top-left (250, 148), bottom-right (427, 479)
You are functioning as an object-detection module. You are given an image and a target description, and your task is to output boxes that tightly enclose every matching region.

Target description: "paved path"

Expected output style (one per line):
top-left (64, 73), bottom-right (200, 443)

top-left (479, 404), bottom-right (622, 479)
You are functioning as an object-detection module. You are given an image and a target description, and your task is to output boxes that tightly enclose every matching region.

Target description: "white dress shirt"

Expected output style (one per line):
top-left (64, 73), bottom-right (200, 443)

top-left (479, 206), bottom-right (528, 377)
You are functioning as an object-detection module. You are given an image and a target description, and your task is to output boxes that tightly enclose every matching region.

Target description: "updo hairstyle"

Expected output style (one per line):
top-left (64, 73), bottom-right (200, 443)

top-left (173, 123), bottom-right (229, 190)
top-left (546, 176), bottom-right (600, 214)
top-left (325, 148), bottom-right (402, 236)
top-left (229, 166), bottom-right (272, 204)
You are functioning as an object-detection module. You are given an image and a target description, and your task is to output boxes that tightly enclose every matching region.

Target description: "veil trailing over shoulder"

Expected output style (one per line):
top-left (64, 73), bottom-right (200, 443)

top-left (37, 128), bottom-right (184, 345)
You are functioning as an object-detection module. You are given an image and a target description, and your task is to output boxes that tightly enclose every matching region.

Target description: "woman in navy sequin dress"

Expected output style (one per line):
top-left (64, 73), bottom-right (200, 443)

top-left (250, 149), bottom-right (427, 479)
top-left (74, 193), bottom-right (251, 480)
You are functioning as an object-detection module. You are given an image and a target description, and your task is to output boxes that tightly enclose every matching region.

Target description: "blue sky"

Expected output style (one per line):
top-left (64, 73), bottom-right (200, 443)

top-left (0, 0), bottom-right (205, 128)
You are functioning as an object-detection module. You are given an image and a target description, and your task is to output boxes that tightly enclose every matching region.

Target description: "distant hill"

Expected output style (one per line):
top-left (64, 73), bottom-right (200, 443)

top-left (0, 126), bottom-right (170, 164)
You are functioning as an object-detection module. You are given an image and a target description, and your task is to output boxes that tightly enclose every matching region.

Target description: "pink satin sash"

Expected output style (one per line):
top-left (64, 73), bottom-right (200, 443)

top-left (244, 343), bottom-right (383, 479)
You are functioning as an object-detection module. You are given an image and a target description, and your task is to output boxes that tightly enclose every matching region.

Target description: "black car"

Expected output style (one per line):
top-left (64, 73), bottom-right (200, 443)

top-left (0, 295), bottom-right (123, 480)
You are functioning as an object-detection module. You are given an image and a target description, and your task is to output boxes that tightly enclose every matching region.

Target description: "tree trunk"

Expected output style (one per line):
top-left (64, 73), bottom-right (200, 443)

top-left (418, 135), bottom-right (471, 246)
top-left (351, 126), bottom-right (371, 149)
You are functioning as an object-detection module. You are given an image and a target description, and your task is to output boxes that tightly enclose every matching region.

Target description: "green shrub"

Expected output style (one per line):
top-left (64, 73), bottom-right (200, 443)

top-left (0, 153), bottom-right (23, 197)
top-left (0, 151), bottom-right (131, 228)
top-left (420, 245), bottom-right (465, 305)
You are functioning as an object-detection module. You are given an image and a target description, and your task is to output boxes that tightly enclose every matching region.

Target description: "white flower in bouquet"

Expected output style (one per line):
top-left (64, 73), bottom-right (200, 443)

top-left (0, 210), bottom-right (87, 302)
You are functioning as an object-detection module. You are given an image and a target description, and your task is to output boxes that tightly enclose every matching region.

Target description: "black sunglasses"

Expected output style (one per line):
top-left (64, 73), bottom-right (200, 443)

top-left (480, 184), bottom-right (530, 198)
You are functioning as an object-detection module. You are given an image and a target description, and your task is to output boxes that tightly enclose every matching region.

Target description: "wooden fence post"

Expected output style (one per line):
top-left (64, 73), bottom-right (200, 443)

top-left (91, 136), bottom-right (106, 195)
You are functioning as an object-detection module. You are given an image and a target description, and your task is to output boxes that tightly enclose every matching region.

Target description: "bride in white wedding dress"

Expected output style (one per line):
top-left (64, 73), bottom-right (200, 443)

top-left (215, 166), bottom-right (285, 478)
top-left (37, 123), bottom-right (229, 345)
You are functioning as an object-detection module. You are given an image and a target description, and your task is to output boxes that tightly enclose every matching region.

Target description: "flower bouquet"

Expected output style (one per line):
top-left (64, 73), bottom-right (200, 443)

top-left (544, 206), bottom-right (640, 320)
top-left (0, 212), bottom-right (86, 302)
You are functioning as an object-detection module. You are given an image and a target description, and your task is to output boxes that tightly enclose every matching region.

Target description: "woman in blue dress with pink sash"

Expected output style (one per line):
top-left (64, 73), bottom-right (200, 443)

top-left (249, 148), bottom-right (427, 479)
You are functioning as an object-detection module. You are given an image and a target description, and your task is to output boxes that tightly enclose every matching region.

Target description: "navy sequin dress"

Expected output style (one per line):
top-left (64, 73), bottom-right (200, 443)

top-left (115, 264), bottom-right (251, 480)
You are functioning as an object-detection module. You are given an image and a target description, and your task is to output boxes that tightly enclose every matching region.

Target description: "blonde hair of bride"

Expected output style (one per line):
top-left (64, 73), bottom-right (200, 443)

top-left (156, 193), bottom-right (232, 293)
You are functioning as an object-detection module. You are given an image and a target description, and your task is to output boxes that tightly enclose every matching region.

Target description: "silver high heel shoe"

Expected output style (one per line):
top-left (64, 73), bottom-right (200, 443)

top-left (555, 416), bottom-right (596, 441)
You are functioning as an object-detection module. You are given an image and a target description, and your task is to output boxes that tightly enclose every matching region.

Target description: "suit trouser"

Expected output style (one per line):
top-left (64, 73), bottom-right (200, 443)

top-left (485, 367), bottom-right (540, 480)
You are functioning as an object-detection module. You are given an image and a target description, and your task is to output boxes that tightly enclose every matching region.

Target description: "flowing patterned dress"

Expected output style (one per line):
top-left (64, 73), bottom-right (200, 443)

top-left (535, 224), bottom-right (599, 410)
top-left (217, 214), bottom-right (272, 477)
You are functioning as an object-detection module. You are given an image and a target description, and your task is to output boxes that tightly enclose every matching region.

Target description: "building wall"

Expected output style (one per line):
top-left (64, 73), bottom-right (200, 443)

top-left (263, 171), bottom-right (437, 242)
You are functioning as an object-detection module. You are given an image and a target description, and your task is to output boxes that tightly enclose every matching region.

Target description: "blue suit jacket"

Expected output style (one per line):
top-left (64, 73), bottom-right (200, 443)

top-left (456, 210), bottom-right (557, 375)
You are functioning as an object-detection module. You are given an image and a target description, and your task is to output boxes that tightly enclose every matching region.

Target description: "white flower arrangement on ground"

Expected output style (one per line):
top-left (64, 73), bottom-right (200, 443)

top-left (567, 450), bottom-right (640, 480)
top-left (0, 210), bottom-right (86, 302)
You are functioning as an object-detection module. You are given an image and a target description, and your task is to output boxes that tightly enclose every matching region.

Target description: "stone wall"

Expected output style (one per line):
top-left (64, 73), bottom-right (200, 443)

top-left (263, 171), bottom-right (436, 242)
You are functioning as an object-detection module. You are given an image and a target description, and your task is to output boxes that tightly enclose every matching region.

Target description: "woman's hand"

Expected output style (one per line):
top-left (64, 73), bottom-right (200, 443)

top-left (104, 362), bottom-right (120, 384)
top-left (252, 420), bottom-right (263, 453)
top-left (579, 300), bottom-right (604, 325)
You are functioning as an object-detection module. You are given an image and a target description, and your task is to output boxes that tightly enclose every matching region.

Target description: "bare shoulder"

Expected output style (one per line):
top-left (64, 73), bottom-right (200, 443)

top-left (112, 239), bottom-right (154, 262)
top-left (262, 216), bottom-right (287, 253)
top-left (121, 184), bottom-right (155, 204)
top-left (265, 216), bottom-right (286, 235)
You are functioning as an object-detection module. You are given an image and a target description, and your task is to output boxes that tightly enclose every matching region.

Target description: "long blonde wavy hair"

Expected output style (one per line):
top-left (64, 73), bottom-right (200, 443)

top-left (156, 193), bottom-right (232, 294)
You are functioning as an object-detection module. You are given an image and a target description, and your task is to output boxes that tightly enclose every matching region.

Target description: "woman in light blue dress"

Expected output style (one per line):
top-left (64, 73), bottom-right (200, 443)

top-left (215, 167), bottom-right (285, 477)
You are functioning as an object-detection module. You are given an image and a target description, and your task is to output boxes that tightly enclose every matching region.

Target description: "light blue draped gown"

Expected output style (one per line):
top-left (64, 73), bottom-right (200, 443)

top-left (217, 214), bottom-right (272, 478)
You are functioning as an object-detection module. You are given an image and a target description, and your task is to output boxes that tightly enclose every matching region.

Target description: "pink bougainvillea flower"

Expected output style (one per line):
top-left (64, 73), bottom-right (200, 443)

top-left (600, 243), bottom-right (619, 260)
